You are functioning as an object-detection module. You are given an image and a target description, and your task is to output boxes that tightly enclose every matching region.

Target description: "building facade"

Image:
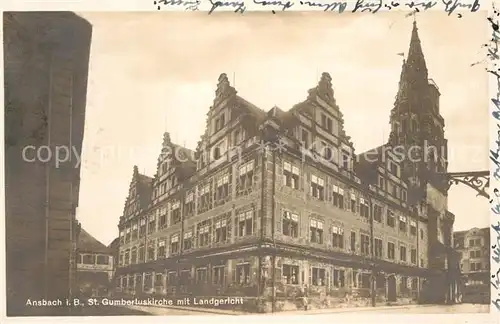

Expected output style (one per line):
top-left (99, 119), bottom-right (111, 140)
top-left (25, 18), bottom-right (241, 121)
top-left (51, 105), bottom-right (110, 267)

top-left (115, 22), bottom-right (459, 312)
top-left (76, 228), bottom-right (114, 297)
top-left (453, 227), bottom-right (490, 303)
top-left (4, 12), bottom-right (92, 316)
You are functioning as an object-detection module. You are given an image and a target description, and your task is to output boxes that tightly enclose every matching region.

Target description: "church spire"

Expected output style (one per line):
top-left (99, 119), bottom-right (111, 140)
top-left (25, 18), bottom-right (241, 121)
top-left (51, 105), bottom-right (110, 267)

top-left (394, 21), bottom-right (429, 105)
top-left (405, 21), bottom-right (428, 85)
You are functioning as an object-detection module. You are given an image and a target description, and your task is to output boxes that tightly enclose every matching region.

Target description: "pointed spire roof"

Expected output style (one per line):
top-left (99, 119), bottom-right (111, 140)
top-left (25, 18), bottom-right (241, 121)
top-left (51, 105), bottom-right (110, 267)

top-left (406, 21), bottom-right (428, 80)
top-left (394, 21), bottom-right (429, 105)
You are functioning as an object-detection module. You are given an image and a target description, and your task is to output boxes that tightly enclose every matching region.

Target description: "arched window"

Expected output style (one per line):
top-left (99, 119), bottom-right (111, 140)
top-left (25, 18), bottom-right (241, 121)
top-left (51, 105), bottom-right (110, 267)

top-left (411, 119), bottom-right (419, 133)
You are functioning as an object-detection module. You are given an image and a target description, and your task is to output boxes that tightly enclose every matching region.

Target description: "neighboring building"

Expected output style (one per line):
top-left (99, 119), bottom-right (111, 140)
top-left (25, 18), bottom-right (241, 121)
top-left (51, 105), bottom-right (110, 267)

top-left (4, 12), bottom-right (92, 316)
top-left (76, 228), bottom-right (114, 297)
top-left (108, 237), bottom-right (120, 292)
top-left (115, 22), bottom-right (459, 311)
top-left (453, 227), bottom-right (490, 303)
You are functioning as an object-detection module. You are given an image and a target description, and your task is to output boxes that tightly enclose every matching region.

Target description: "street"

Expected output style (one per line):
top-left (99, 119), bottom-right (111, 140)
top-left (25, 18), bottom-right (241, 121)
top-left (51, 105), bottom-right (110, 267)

top-left (354, 303), bottom-right (490, 314)
top-left (118, 303), bottom-right (490, 315)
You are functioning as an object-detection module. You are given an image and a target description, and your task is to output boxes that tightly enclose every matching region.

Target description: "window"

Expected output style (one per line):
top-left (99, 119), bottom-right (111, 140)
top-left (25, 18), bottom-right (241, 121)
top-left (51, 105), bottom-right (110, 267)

top-left (352, 270), bottom-right (358, 288)
top-left (159, 207), bottom-right (167, 228)
top-left (373, 205), bottom-right (382, 222)
top-left (310, 219), bottom-right (324, 244)
top-left (215, 215), bottom-right (230, 243)
top-left (236, 263), bottom-right (250, 285)
top-left (399, 215), bottom-right (407, 233)
top-left (283, 162), bottom-right (300, 189)
top-left (155, 273), bottom-right (163, 288)
top-left (469, 238), bottom-right (481, 247)
top-left (171, 201), bottom-right (181, 224)
top-left (238, 210), bottom-right (254, 236)
top-left (350, 193), bottom-right (357, 213)
top-left (198, 184), bottom-right (212, 213)
top-left (214, 173), bottom-right (230, 206)
top-left (157, 240), bottom-right (166, 259)
top-left (144, 273), bottom-right (152, 291)
top-left (469, 250), bottom-right (481, 258)
top-left (138, 245), bottom-right (145, 263)
top-left (389, 161), bottom-right (399, 176)
top-left (420, 229), bottom-right (424, 239)
top-left (410, 220), bottom-right (417, 236)
top-left (341, 150), bottom-right (350, 170)
top-left (332, 185), bottom-right (344, 209)
top-left (321, 113), bottom-right (333, 132)
top-left (214, 113), bottom-right (225, 133)
top-left (378, 176), bottom-right (385, 190)
top-left (455, 237), bottom-right (465, 248)
top-left (147, 242), bottom-right (155, 261)
top-left (233, 128), bottom-right (245, 145)
top-left (301, 129), bottom-right (310, 147)
top-left (139, 218), bottom-right (146, 237)
top-left (184, 192), bottom-right (195, 218)
top-left (237, 160), bottom-right (254, 196)
top-left (400, 245), bottom-right (407, 262)
top-left (411, 278), bottom-right (418, 290)
top-left (388, 242), bottom-right (395, 260)
top-left (374, 238), bottom-right (383, 258)
top-left (171, 234), bottom-right (180, 254)
top-left (402, 189), bottom-right (407, 201)
top-left (213, 266), bottom-right (225, 285)
top-left (400, 276), bottom-right (408, 293)
top-left (198, 221), bottom-right (210, 247)
top-left (183, 230), bottom-right (194, 250)
top-left (333, 269), bottom-right (345, 288)
top-left (411, 248), bottom-right (417, 264)
top-left (283, 264), bottom-right (299, 284)
top-left (124, 250), bottom-right (130, 266)
top-left (130, 248), bottom-right (137, 264)
top-left (119, 230), bottom-right (125, 244)
top-left (213, 140), bottom-right (227, 160)
top-left (147, 215), bottom-right (156, 234)
top-left (82, 254), bottom-right (95, 265)
top-left (359, 198), bottom-right (369, 218)
top-left (310, 175), bottom-right (325, 200)
top-left (420, 258), bottom-right (424, 267)
top-left (132, 224), bottom-right (138, 241)
top-left (283, 211), bottom-right (299, 238)
top-left (361, 233), bottom-right (370, 255)
top-left (332, 226), bottom-right (344, 249)
top-left (350, 231), bottom-right (356, 252)
top-left (321, 142), bottom-right (333, 161)
top-left (387, 210), bottom-right (395, 227)
top-left (311, 267), bottom-right (326, 286)
top-left (196, 267), bottom-right (208, 285)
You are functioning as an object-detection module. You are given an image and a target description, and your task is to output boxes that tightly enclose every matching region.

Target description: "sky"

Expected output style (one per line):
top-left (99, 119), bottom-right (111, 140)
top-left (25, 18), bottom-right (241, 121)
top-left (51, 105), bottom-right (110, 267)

top-left (76, 11), bottom-right (490, 246)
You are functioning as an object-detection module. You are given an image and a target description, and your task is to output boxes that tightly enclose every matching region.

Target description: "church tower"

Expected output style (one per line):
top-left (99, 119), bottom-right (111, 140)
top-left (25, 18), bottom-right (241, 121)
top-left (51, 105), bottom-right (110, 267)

top-left (388, 21), bottom-right (448, 199)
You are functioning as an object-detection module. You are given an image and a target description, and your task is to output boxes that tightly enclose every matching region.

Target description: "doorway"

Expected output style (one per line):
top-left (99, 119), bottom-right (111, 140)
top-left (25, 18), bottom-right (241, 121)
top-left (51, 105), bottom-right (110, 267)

top-left (387, 275), bottom-right (397, 302)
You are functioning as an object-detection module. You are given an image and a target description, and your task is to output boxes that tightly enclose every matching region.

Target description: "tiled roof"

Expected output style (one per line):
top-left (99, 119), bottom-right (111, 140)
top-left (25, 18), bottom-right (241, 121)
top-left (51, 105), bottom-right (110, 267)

top-left (77, 228), bottom-right (110, 254)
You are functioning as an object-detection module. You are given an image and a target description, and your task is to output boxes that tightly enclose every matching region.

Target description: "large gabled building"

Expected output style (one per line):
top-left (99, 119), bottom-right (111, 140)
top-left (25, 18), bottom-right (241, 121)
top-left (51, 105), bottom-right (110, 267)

top-left (115, 22), bottom-right (460, 312)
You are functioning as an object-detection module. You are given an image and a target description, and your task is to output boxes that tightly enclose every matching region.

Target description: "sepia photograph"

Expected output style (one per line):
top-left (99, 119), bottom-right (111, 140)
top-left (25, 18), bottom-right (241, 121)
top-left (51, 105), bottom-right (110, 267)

top-left (3, 10), bottom-right (492, 317)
